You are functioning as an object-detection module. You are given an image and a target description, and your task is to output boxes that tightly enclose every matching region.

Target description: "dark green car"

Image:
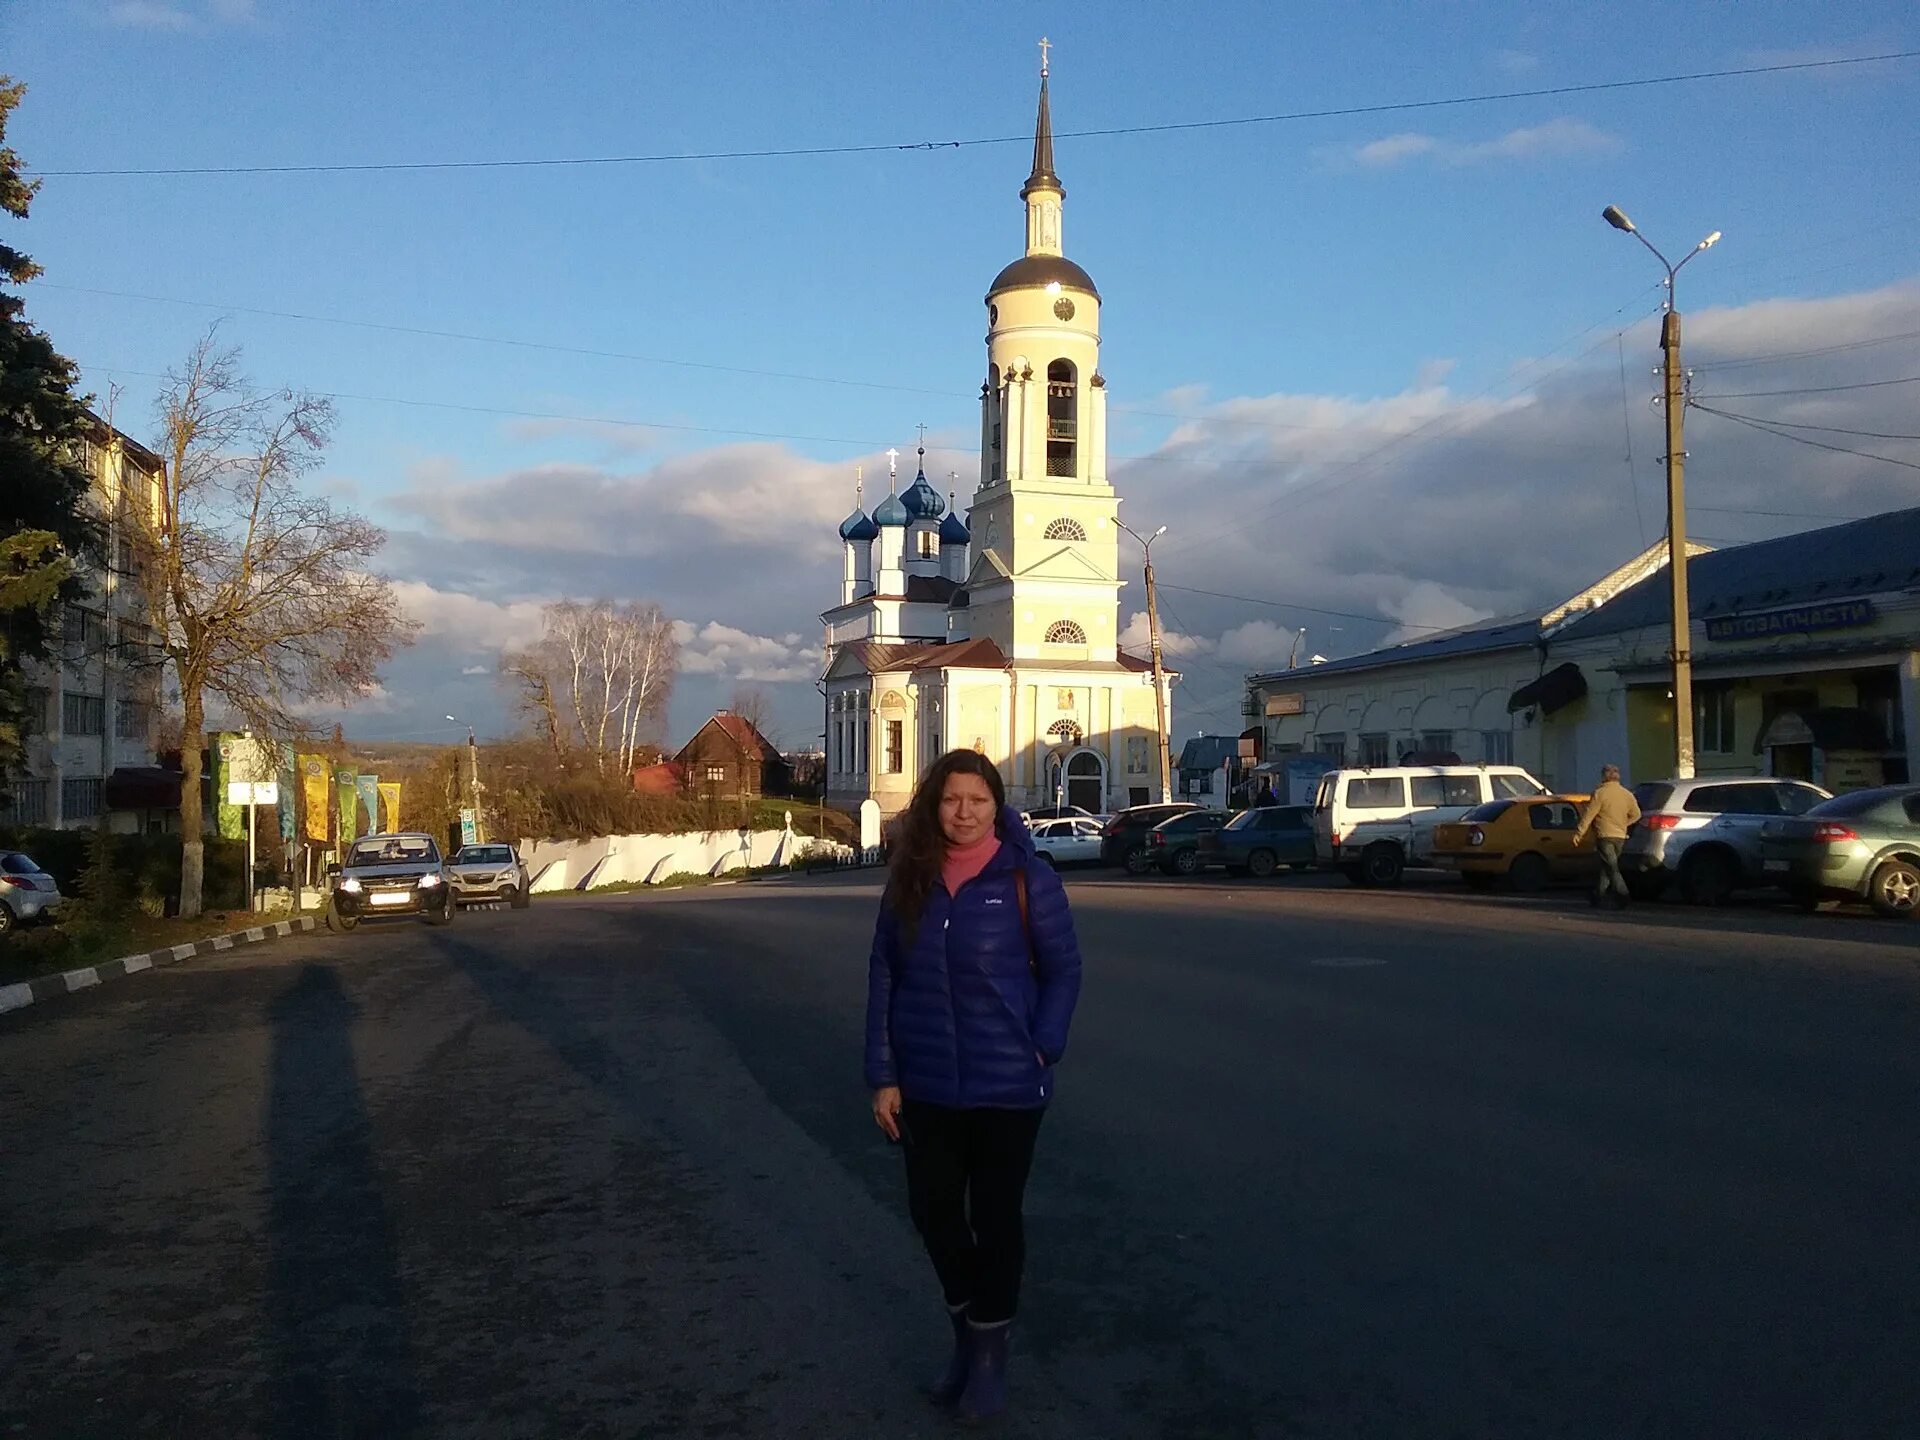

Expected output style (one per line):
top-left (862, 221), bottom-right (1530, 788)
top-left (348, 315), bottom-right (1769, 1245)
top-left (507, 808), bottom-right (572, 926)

top-left (1198, 805), bottom-right (1317, 878)
top-left (1759, 784), bottom-right (1920, 918)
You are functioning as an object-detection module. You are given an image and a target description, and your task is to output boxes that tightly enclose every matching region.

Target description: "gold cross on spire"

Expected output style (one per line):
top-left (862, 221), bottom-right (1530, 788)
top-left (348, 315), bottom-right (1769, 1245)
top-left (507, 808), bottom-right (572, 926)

top-left (1039, 36), bottom-right (1050, 78)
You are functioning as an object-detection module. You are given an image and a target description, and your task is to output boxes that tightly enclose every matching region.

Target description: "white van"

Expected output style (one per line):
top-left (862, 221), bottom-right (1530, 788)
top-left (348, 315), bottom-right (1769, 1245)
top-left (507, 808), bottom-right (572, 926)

top-left (1312, 765), bottom-right (1549, 886)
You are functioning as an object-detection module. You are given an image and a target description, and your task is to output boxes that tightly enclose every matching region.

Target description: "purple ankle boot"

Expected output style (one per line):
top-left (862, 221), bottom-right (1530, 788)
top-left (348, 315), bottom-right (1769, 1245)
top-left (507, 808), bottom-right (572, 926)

top-left (956, 1320), bottom-right (1012, 1424)
top-left (929, 1304), bottom-right (970, 1407)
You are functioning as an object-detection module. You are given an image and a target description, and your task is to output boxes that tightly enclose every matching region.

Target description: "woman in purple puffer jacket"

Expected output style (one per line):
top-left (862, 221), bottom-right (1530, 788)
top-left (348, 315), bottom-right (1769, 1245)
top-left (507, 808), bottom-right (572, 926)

top-left (865, 749), bottom-right (1084, 1423)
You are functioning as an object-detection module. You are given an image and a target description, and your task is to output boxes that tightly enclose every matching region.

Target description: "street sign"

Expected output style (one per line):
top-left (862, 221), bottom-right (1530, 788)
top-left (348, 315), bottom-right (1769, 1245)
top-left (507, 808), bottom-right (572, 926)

top-left (460, 808), bottom-right (478, 846)
top-left (226, 780), bottom-right (279, 806)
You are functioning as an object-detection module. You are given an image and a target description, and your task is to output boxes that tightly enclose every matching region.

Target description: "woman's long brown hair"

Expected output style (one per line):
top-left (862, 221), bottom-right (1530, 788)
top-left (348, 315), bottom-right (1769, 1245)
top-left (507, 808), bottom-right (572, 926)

top-left (886, 749), bottom-right (1008, 939)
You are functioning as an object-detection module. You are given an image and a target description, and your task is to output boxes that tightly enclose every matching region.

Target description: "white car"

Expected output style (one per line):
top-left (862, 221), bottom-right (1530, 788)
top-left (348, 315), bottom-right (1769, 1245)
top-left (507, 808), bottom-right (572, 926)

top-left (1031, 817), bottom-right (1104, 866)
top-left (1312, 764), bottom-right (1550, 887)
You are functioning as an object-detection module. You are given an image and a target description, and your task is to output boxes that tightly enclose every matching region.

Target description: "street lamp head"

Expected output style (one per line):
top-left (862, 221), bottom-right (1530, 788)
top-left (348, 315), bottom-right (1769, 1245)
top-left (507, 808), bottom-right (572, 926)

top-left (444, 714), bottom-right (457, 722)
top-left (1697, 230), bottom-right (1722, 251)
top-left (1153, 525), bottom-right (1167, 538)
top-left (1602, 204), bottom-right (1636, 233)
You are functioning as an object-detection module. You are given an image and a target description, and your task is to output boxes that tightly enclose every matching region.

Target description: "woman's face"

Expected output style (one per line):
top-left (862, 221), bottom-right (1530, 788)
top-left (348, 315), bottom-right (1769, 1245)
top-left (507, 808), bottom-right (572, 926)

top-left (938, 771), bottom-right (998, 847)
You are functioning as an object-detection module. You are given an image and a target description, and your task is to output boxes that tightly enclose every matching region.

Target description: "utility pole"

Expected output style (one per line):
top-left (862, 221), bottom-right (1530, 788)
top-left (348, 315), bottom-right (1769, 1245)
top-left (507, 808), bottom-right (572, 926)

top-left (1119, 519), bottom-right (1173, 804)
top-left (1603, 205), bottom-right (1719, 780)
top-left (448, 714), bottom-right (484, 843)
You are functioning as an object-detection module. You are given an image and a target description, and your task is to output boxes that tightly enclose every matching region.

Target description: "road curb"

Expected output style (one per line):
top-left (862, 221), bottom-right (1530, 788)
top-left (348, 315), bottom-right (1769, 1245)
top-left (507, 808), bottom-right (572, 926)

top-left (0, 916), bottom-right (320, 1019)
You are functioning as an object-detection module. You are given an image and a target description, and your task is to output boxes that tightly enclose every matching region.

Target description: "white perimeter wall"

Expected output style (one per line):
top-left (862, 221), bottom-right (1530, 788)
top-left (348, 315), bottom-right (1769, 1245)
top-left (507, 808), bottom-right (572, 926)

top-left (521, 827), bottom-right (826, 892)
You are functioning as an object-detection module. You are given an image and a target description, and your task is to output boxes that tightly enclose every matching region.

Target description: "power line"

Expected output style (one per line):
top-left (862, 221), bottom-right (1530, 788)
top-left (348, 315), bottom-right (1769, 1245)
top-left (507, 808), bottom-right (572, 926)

top-left (29, 51), bottom-right (1916, 179)
top-left (1697, 413), bottom-right (1920, 442)
top-left (1691, 374), bottom-right (1920, 399)
top-left (1689, 326), bottom-right (1920, 372)
top-left (1691, 504), bottom-right (1866, 521)
top-left (1691, 404), bottom-right (1920, 473)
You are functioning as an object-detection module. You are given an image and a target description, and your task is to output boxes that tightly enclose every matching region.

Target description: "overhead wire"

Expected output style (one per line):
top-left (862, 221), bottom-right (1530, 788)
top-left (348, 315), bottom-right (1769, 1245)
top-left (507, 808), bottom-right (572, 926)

top-left (29, 51), bottom-right (1917, 179)
top-left (1690, 404), bottom-right (1920, 473)
top-left (1691, 375), bottom-right (1920, 399)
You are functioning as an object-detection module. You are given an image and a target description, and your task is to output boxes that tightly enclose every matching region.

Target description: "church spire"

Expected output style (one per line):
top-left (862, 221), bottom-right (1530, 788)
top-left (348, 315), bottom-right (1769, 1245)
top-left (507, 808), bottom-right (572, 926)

top-left (1022, 39), bottom-right (1061, 202)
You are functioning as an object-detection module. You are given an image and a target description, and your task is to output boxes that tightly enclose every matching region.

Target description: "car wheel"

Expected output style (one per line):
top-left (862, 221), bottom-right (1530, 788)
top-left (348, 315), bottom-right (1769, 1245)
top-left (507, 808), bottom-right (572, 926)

top-left (1171, 848), bottom-right (1202, 876)
top-left (425, 894), bottom-right (454, 926)
top-left (1508, 852), bottom-right (1550, 894)
top-left (1360, 843), bottom-right (1404, 888)
top-left (324, 902), bottom-right (357, 934)
top-left (511, 883), bottom-right (531, 909)
top-left (1246, 849), bottom-right (1278, 879)
top-left (1867, 859), bottom-right (1920, 919)
top-left (1124, 846), bottom-right (1153, 876)
top-left (0, 903), bottom-right (14, 939)
top-left (1682, 849), bottom-right (1737, 906)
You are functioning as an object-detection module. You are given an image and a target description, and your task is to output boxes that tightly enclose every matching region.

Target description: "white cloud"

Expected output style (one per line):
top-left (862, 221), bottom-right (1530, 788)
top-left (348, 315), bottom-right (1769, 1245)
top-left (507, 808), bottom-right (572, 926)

top-left (1118, 610), bottom-right (1214, 658)
top-left (1216, 620), bottom-right (1301, 665)
top-left (460, 665), bottom-right (491, 676)
top-left (672, 620), bottom-right (819, 683)
top-left (389, 580), bottom-right (548, 653)
top-left (1378, 583), bottom-right (1499, 646)
top-left (1346, 117), bottom-right (1621, 169)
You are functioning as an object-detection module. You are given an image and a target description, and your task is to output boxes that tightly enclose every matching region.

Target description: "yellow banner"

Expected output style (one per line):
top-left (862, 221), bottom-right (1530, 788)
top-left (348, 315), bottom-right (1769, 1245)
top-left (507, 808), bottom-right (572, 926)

top-left (299, 754), bottom-right (330, 841)
top-left (378, 781), bottom-right (402, 833)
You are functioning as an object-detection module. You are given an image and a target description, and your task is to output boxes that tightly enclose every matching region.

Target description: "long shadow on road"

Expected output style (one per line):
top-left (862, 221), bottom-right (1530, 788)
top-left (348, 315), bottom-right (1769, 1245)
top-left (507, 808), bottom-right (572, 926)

top-left (266, 963), bottom-right (422, 1437)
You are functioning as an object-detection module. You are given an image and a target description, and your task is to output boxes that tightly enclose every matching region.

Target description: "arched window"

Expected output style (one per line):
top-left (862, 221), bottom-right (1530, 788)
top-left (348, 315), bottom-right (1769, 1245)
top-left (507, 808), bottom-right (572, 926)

top-left (987, 364), bottom-right (1003, 483)
top-left (1044, 620), bottom-right (1087, 645)
top-left (1047, 719), bottom-right (1083, 741)
top-left (1043, 517), bottom-right (1087, 541)
top-left (1046, 359), bottom-right (1077, 477)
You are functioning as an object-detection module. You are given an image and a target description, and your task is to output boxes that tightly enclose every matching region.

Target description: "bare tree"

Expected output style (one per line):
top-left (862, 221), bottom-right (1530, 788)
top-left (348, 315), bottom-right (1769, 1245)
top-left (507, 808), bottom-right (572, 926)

top-left (726, 685), bottom-right (777, 748)
top-left (132, 331), bottom-right (416, 917)
top-left (501, 598), bottom-right (676, 775)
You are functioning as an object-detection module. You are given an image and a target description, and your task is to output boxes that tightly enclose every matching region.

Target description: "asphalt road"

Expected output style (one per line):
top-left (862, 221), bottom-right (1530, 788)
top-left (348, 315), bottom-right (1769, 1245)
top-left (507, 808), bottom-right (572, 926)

top-left (3, 871), bottom-right (1917, 1439)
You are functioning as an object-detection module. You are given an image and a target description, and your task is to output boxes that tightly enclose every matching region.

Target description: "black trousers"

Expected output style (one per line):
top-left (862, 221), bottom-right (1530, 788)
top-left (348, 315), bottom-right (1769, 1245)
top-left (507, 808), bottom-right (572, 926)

top-left (900, 1100), bottom-right (1046, 1325)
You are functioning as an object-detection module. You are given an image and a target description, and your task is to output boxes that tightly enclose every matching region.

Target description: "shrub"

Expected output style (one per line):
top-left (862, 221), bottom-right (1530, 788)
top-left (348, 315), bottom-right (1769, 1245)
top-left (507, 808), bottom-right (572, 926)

top-left (0, 827), bottom-right (246, 915)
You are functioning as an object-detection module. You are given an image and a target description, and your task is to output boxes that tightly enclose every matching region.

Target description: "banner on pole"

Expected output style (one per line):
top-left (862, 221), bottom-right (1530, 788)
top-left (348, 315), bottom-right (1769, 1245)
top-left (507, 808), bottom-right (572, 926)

top-left (277, 744), bottom-right (297, 842)
top-left (378, 781), bottom-right (402, 833)
top-left (355, 774), bottom-right (381, 836)
top-left (337, 768), bottom-right (359, 844)
top-left (300, 755), bottom-right (330, 841)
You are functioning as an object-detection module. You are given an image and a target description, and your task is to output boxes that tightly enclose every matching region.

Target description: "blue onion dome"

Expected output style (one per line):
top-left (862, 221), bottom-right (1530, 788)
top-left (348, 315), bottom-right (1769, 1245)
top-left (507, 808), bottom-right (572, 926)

top-left (901, 467), bottom-right (946, 521)
top-left (873, 490), bottom-right (910, 527)
top-left (940, 509), bottom-right (971, 545)
top-left (838, 508), bottom-right (878, 542)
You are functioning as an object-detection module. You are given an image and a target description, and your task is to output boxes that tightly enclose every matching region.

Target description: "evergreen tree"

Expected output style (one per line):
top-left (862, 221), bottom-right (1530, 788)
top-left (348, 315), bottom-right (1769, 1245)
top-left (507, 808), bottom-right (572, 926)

top-left (0, 77), bottom-right (103, 797)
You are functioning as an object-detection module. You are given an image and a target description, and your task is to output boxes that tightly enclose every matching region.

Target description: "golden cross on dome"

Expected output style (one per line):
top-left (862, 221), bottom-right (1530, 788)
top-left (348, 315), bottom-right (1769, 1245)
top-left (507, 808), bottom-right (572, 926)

top-left (1039, 36), bottom-right (1050, 78)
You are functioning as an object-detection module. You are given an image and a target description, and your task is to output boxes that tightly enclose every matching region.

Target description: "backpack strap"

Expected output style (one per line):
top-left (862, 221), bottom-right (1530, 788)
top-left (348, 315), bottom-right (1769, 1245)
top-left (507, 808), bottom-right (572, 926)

top-left (1013, 866), bottom-right (1036, 975)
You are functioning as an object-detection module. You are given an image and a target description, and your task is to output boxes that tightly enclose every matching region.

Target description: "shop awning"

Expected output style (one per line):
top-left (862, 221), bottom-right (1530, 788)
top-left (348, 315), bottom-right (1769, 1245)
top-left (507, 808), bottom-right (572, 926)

top-left (1508, 662), bottom-right (1588, 716)
top-left (102, 766), bottom-right (183, 810)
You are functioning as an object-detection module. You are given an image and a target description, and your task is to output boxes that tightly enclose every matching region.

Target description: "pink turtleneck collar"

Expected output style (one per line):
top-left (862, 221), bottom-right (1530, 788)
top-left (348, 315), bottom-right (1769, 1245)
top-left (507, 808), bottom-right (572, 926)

top-left (941, 827), bottom-right (1002, 896)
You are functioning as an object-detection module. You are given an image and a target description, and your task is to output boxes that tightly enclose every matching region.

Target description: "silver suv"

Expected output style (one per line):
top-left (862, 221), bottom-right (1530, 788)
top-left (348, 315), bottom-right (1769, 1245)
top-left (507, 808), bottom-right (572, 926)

top-left (1621, 777), bottom-right (1830, 904)
top-left (449, 843), bottom-right (532, 908)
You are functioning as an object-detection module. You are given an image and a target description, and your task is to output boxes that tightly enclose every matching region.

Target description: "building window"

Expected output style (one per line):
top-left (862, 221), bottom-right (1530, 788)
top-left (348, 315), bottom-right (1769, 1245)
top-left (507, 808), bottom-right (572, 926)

top-left (1358, 733), bottom-right (1390, 768)
top-left (21, 686), bottom-right (50, 737)
top-left (705, 764), bottom-right (726, 784)
top-left (1481, 729), bottom-right (1513, 765)
top-left (62, 606), bottom-right (103, 652)
top-left (1418, 729), bottom-right (1455, 756)
top-left (62, 777), bottom-right (103, 821)
top-left (1315, 732), bottom-right (1347, 765)
top-left (115, 698), bottom-right (151, 740)
top-left (1043, 517), bottom-right (1087, 541)
top-left (1696, 685), bottom-right (1736, 754)
top-left (1129, 785), bottom-right (1150, 807)
top-left (1045, 359), bottom-right (1077, 477)
top-left (0, 779), bottom-right (51, 825)
top-left (63, 692), bottom-right (106, 736)
top-left (917, 530), bottom-right (938, 558)
top-left (885, 720), bottom-right (904, 774)
top-left (1044, 620), bottom-right (1087, 645)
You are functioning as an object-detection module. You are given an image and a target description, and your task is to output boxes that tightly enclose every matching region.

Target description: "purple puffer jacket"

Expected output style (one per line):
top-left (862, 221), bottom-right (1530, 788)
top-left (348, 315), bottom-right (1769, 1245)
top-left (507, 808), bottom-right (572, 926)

top-left (864, 808), bottom-right (1084, 1109)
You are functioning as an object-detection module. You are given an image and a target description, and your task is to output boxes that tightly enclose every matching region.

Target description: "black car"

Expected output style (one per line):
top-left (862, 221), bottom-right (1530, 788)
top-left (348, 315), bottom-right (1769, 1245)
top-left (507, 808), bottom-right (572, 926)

top-left (1099, 802), bottom-right (1201, 872)
top-left (325, 832), bottom-right (456, 932)
top-left (1146, 810), bottom-right (1229, 875)
top-left (1199, 805), bottom-right (1317, 877)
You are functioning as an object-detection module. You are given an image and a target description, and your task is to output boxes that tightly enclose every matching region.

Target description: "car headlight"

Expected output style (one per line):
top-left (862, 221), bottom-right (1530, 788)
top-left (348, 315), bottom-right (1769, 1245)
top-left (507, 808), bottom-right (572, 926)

top-left (418, 871), bottom-right (443, 887)
top-left (338, 877), bottom-right (362, 893)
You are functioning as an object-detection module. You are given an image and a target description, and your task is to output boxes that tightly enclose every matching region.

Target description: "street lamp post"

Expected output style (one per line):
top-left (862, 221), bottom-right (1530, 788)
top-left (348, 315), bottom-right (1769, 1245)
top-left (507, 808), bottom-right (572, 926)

top-left (446, 715), bottom-right (483, 843)
top-left (1117, 519), bottom-right (1173, 804)
top-left (1602, 205), bottom-right (1720, 780)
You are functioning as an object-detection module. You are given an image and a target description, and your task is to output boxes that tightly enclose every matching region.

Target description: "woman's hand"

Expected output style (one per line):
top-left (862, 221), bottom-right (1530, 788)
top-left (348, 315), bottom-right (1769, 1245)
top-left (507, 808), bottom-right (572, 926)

top-left (872, 1085), bottom-right (903, 1141)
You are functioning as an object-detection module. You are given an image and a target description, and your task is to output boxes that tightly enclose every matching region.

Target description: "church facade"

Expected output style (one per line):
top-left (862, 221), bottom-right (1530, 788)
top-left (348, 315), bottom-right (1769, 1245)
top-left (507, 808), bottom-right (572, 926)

top-left (821, 60), bottom-right (1173, 817)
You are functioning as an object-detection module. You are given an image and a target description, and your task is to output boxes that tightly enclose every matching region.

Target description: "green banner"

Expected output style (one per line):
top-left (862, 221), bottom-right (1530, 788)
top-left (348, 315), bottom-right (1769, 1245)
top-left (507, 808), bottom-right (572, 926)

top-left (337, 767), bottom-right (359, 845)
top-left (213, 732), bottom-right (245, 840)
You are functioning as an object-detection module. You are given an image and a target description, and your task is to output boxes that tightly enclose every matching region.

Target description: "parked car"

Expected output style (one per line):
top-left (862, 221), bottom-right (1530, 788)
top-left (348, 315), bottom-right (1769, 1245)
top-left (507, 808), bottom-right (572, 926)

top-left (449, 843), bottom-right (533, 908)
top-left (1312, 765), bottom-right (1550, 887)
top-left (1030, 817), bottom-right (1104, 866)
top-left (325, 832), bottom-right (456, 932)
top-left (1099, 802), bottom-right (1201, 872)
top-left (0, 850), bottom-right (63, 938)
top-left (1431, 795), bottom-right (1597, 893)
top-left (1200, 805), bottom-right (1316, 877)
top-left (1146, 810), bottom-right (1229, 875)
top-left (1759, 784), bottom-right (1920, 918)
top-left (1621, 777), bottom-right (1830, 904)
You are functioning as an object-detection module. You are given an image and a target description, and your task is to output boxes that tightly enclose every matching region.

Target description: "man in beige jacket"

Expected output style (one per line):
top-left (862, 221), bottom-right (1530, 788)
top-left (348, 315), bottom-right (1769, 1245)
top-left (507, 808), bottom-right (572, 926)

top-left (1573, 764), bottom-right (1642, 908)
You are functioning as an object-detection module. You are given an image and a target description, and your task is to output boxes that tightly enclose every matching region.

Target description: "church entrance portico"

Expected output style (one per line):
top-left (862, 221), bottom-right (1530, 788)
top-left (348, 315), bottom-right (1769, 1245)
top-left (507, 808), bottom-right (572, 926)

top-left (1045, 744), bottom-right (1107, 813)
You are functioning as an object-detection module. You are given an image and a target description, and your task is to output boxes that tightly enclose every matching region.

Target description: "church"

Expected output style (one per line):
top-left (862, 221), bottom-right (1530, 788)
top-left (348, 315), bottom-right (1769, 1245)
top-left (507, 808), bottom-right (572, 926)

top-left (821, 53), bottom-right (1174, 817)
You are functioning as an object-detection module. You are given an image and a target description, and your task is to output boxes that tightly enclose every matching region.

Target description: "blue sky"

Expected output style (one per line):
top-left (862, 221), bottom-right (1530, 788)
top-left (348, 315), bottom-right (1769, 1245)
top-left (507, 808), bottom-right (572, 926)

top-left (9, 2), bottom-right (1919, 746)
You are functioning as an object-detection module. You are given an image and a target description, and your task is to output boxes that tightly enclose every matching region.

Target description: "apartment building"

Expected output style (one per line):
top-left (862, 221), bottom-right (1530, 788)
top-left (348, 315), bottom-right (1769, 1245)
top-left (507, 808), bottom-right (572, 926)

top-left (3, 412), bottom-right (175, 833)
